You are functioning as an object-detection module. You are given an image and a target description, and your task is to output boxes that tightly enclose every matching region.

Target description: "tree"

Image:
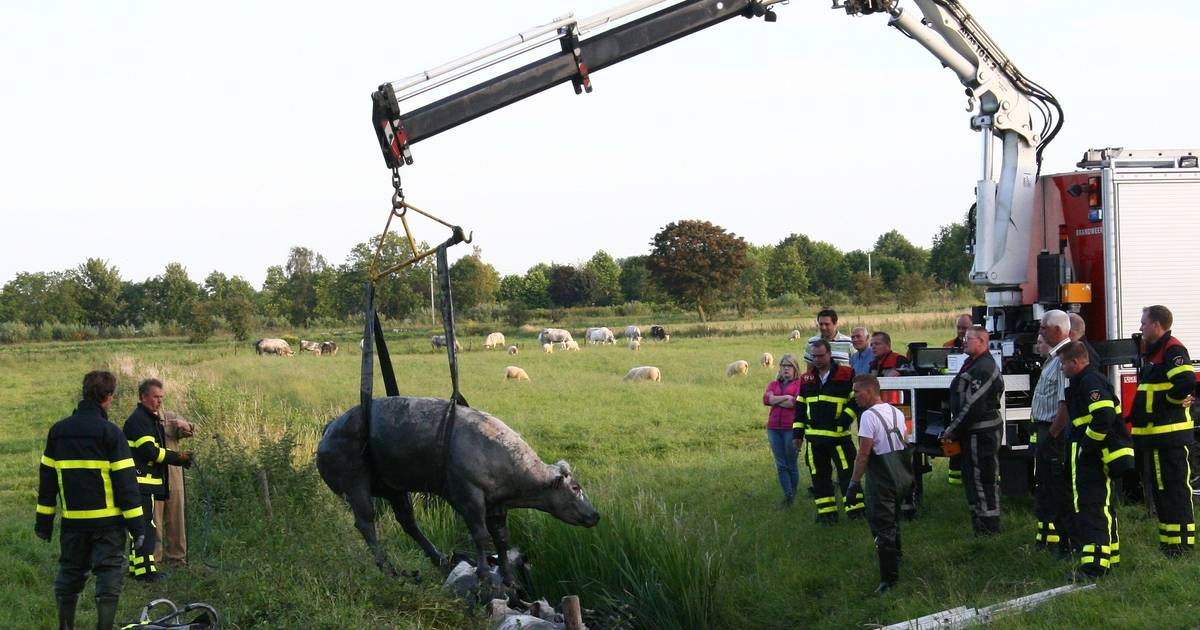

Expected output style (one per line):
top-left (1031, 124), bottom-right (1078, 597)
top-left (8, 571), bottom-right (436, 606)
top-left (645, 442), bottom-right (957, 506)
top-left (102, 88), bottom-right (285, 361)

top-left (259, 265), bottom-right (289, 320)
top-left (76, 258), bottom-right (125, 328)
top-left (585, 250), bottom-right (622, 306)
top-left (648, 220), bottom-right (749, 321)
top-left (727, 244), bottom-right (769, 316)
top-left (0, 271), bottom-right (83, 326)
top-left (338, 233), bottom-right (432, 322)
top-left (928, 219), bottom-right (973, 286)
top-left (521, 267), bottom-right (552, 308)
top-left (874, 230), bottom-right (929, 276)
top-left (186, 299), bottom-right (217, 343)
top-left (844, 250), bottom-right (870, 276)
top-left (874, 255), bottom-right (904, 290)
top-left (766, 243), bottom-right (808, 298)
top-left (447, 247), bottom-right (500, 312)
top-left (895, 272), bottom-right (931, 310)
top-left (806, 241), bottom-right (850, 292)
top-left (497, 274), bottom-right (527, 304)
top-left (850, 271), bottom-right (883, 306)
top-left (547, 264), bottom-right (582, 307)
top-left (154, 263), bottom-right (202, 324)
top-left (282, 247), bottom-right (328, 325)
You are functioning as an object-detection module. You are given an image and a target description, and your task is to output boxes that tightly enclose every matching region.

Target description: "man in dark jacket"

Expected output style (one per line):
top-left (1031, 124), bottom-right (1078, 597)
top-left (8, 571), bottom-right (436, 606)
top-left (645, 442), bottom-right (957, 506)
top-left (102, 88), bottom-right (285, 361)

top-left (123, 378), bottom-right (192, 581)
top-left (943, 326), bottom-right (1005, 535)
top-left (37, 371), bottom-right (145, 630)
top-left (794, 339), bottom-right (863, 524)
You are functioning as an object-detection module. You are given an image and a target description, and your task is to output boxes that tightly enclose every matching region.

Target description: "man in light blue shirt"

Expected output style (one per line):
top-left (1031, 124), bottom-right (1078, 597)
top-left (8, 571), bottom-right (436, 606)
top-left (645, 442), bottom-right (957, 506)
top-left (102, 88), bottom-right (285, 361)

top-left (849, 326), bottom-right (874, 375)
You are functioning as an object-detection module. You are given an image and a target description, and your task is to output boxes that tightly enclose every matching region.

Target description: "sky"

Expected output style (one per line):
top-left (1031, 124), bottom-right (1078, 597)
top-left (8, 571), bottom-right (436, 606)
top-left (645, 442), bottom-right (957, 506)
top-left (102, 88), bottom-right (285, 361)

top-left (3, 1), bottom-right (1197, 289)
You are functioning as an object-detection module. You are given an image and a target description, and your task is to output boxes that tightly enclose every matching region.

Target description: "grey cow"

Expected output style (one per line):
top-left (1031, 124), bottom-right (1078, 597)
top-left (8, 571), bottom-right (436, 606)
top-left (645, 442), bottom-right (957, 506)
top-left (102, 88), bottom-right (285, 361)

top-left (316, 396), bottom-right (599, 585)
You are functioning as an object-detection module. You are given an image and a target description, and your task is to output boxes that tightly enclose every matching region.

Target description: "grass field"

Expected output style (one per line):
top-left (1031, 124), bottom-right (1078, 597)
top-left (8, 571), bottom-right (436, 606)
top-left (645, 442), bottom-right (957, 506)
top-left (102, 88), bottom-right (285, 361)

top-left (4, 314), bottom-right (1200, 628)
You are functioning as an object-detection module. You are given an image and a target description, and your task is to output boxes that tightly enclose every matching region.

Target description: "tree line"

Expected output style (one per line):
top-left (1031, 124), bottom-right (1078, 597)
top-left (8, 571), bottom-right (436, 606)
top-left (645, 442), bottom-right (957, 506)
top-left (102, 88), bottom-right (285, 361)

top-left (0, 217), bottom-right (972, 341)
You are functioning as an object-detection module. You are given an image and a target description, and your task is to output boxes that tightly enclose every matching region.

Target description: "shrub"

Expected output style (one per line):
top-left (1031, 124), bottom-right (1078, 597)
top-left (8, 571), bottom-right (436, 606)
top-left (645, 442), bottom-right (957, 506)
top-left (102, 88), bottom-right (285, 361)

top-left (772, 292), bottom-right (803, 307)
top-left (0, 321), bottom-right (31, 344)
top-left (504, 301), bottom-right (529, 328)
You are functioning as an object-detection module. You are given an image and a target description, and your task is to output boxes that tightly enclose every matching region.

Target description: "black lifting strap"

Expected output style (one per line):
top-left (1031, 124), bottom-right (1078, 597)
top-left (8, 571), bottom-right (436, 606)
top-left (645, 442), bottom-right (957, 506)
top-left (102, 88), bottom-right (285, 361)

top-left (359, 282), bottom-right (400, 446)
top-left (437, 244), bottom-right (468, 408)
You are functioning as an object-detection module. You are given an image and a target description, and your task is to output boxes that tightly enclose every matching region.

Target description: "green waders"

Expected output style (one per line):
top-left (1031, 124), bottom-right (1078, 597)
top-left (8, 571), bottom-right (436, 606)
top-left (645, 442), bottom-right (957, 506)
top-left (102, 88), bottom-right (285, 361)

top-left (866, 446), bottom-right (913, 590)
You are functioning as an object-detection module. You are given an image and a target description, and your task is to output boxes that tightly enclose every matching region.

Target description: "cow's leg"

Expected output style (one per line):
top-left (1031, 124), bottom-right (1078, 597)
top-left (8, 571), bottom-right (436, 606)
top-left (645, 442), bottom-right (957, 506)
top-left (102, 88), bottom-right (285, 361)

top-left (449, 485), bottom-right (493, 582)
top-left (486, 508), bottom-right (513, 586)
top-left (345, 485), bottom-right (397, 576)
top-left (385, 491), bottom-right (446, 568)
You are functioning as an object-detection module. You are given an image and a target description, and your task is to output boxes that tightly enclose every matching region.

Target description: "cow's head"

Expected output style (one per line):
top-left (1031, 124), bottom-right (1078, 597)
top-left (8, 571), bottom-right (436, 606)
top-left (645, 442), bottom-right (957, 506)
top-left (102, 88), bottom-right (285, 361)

top-left (545, 460), bottom-right (600, 528)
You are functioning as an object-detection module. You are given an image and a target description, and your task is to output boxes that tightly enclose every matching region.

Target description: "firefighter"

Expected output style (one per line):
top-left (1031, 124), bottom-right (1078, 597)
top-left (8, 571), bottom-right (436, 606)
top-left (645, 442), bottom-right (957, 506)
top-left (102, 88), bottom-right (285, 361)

top-left (942, 325), bottom-right (1005, 535)
top-left (1031, 310), bottom-right (1073, 556)
top-left (845, 374), bottom-right (912, 594)
top-left (1061, 341), bottom-right (1134, 578)
top-left (36, 371), bottom-right (145, 630)
top-left (943, 314), bottom-right (973, 487)
top-left (1129, 305), bottom-right (1196, 557)
top-left (124, 378), bottom-right (193, 581)
top-left (793, 339), bottom-right (863, 524)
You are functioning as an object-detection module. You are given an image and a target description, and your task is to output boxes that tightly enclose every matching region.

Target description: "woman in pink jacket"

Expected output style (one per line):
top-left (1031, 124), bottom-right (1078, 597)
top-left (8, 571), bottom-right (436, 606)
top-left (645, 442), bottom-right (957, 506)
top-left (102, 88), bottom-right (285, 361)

top-left (764, 353), bottom-right (802, 507)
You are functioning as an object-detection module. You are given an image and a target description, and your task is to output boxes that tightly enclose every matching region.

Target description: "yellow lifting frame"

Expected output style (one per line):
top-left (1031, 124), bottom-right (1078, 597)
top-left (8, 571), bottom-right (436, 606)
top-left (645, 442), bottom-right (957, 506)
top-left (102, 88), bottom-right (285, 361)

top-left (368, 199), bottom-right (471, 284)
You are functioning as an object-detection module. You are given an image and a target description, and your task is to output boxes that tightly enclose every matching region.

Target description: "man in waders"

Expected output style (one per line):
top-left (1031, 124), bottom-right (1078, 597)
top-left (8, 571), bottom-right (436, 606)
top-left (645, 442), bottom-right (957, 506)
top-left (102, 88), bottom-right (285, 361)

top-left (845, 374), bottom-right (913, 594)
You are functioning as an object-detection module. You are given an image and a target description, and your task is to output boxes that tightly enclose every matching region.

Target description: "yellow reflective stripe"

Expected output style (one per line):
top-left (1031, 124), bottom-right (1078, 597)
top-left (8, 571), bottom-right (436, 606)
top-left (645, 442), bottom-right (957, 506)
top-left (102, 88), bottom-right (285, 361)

top-left (1155, 451), bottom-right (1165, 491)
top-left (806, 429), bottom-right (853, 438)
top-left (1085, 427), bottom-right (1107, 442)
top-left (844, 408), bottom-right (858, 421)
top-left (129, 435), bottom-right (157, 449)
top-left (1087, 400), bottom-right (1115, 412)
top-left (1166, 365), bottom-right (1195, 379)
top-left (43, 459), bottom-right (115, 470)
top-left (63, 507), bottom-right (122, 519)
top-left (1162, 523), bottom-right (1182, 532)
top-left (815, 497), bottom-right (837, 505)
top-left (122, 506), bottom-right (144, 519)
top-left (792, 422), bottom-right (805, 430)
top-left (1132, 420), bottom-right (1195, 436)
top-left (817, 394), bottom-right (851, 404)
top-left (1072, 414), bottom-right (1093, 427)
top-left (110, 458), bottom-right (134, 471)
top-left (154, 449), bottom-right (166, 464)
top-left (136, 475), bottom-right (163, 485)
top-left (1071, 444), bottom-right (1079, 512)
top-left (102, 467), bottom-right (113, 514)
top-left (1167, 394), bottom-right (1188, 404)
top-left (1161, 535), bottom-right (1183, 544)
top-left (1138, 383), bottom-right (1173, 391)
top-left (36, 504), bottom-right (56, 515)
top-left (836, 444), bottom-right (850, 469)
top-left (1103, 447), bottom-right (1134, 463)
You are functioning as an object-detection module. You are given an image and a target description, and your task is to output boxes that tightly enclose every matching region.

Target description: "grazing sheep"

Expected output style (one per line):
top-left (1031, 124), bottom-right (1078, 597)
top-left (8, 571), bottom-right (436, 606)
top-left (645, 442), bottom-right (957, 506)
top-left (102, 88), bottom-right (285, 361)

top-left (255, 338), bottom-right (294, 356)
top-left (624, 366), bottom-right (662, 382)
top-left (726, 360), bottom-right (750, 377)
top-left (485, 332), bottom-right (506, 350)
top-left (432, 335), bottom-right (463, 352)
top-left (562, 340), bottom-right (580, 351)
top-left (760, 352), bottom-right (774, 368)
top-left (788, 330), bottom-right (803, 341)
top-left (542, 343), bottom-right (554, 354)
top-left (507, 345), bottom-right (518, 355)
top-left (504, 366), bottom-right (530, 381)
top-left (629, 339), bottom-right (640, 351)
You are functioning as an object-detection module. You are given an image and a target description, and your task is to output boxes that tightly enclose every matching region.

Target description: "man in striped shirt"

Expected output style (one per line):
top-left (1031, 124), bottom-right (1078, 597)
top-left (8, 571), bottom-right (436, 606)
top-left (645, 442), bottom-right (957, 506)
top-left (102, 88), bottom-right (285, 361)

top-left (1032, 310), bottom-right (1072, 554)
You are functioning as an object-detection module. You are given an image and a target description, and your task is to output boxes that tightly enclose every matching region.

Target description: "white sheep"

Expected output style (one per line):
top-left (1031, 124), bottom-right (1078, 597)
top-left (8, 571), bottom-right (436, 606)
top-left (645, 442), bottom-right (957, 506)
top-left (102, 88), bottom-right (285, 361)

top-left (761, 352), bottom-right (774, 368)
top-left (562, 340), bottom-right (580, 351)
top-left (624, 366), bottom-right (662, 382)
top-left (507, 345), bottom-right (518, 355)
top-left (542, 343), bottom-right (554, 354)
top-left (726, 360), bottom-right (750, 377)
top-left (788, 329), bottom-right (803, 342)
top-left (485, 332), bottom-right (506, 350)
top-left (629, 339), bottom-right (641, 351)
top-left (504, 366), bottom-right (530, 381)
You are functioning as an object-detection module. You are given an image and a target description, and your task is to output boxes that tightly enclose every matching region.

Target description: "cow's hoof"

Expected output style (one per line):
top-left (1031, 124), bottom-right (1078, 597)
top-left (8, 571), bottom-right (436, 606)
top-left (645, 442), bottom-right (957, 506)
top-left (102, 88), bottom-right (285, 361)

top-left (430, 553), bottom-right (449, 568)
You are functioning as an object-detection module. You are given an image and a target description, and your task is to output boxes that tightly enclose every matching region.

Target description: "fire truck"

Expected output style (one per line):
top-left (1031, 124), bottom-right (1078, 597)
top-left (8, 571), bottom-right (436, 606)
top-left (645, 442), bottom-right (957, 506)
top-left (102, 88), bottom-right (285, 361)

top-left (367, 0), bottom-right (1200, 492)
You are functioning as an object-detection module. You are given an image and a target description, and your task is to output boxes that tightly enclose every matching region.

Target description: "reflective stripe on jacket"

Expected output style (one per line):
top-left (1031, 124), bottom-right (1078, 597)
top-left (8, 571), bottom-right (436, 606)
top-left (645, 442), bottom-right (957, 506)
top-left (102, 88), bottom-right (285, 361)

top-left (794, 365), bottom-right (859, 441)
top-left (1130, 335), bottom-right (1195, 447)
top-left (123, 404), bottom-right (183, 498)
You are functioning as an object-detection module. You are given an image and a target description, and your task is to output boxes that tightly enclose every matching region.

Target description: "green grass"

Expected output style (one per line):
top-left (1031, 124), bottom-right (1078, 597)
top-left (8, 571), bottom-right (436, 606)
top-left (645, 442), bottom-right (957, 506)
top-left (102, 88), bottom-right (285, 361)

top-left (3, 319), bottom-right (1200, 628)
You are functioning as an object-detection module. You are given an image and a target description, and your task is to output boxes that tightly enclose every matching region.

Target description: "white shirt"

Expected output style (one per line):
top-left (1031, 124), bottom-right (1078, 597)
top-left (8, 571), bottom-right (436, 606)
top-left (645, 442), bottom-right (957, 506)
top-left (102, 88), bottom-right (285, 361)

top-left (858, 402), bottom-right (909, 455)
top-left (1031, 337), bottom-right (1070, 423)
top-left (806, 332), bottom-right (853, 365)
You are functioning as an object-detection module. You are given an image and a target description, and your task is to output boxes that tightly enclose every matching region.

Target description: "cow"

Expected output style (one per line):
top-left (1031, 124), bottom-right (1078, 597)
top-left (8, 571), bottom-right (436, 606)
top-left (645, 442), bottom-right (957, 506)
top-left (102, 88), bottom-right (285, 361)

top-left (649, 325), bottom-right (667, 341)
top-left (624, 325), bottom-right (643, 341)
top-left (316, 397), bottom-right (600, 585)
top-left (587, 327), bottom-right (615, 345)
top-left (300, 340), bottom-right (323, 354)
top-left (432, 335), bottom-right (463, 352)
top-left (485, 332), bottom-right (506, 350)
top-left (537, 328), bottom-right (573, 345)
top-left (255, 338), bottom-right (293, 356)
top-left (321, 341), bottom-right (339, 356)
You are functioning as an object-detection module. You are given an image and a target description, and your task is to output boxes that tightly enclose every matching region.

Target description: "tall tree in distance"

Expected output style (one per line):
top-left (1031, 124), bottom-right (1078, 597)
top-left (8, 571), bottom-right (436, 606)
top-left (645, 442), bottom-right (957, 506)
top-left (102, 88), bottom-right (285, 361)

top-left (585, 250), bottom-right (622, 306)
top-left (648, 220), bottom-right (748, 321)
top-left (928, 217), bottom-right (973, 286)
top-left (76, 258), bottom-right (125, 328)
top-left (154, 263), bottom-right (201, 325)
top-left (767, 242), bottom-right (808, 298)
top-left (283, 246), bottom-right (328, 325)
top-left (448, 246), bottom-right (500, 312)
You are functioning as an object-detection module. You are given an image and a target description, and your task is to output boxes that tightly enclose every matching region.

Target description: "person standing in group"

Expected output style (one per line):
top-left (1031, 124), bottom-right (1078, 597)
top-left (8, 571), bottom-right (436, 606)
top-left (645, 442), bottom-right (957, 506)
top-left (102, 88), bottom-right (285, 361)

top-left (156, 411), bottom-right (196, 566)
top-left (806, 309), bottom-right (853, 366)
top-left (845, 374), bottom-right (913, 594)
top-left (1129, 305), bottom-right (1196, 557)
top-left (794, 340), bottom-right (863, 524)
top-left (36, 371), bottom-right (145, 630)
top-left (1067, 312), bottom-right (1103, 368)
top-left (1061, 341), bottom-right (1135, 578)
top-left (849, 326), bottom-right (874, 375)
top-left (1031, 310), bottom-right (1073, 556)
top-left (124, 378), bottom-right (193, 582)
top-left (869, 332), bottom-right (909, 377)
top-left (763, 354), bottom-right (802, 507)
top-left (944, 314), bottom-right (973, 352)
top-left (942, 326), bottom-right (1005, 535)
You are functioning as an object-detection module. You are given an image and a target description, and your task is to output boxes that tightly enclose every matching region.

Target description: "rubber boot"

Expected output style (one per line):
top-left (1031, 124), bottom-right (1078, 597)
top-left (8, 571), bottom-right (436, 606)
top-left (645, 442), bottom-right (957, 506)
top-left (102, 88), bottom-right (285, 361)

top-left (56, 595), bottom-right (77, 630)
top-left (95, 597), bottom-right (118, 630)
top-left (873, 548), bottom-right (899, 595)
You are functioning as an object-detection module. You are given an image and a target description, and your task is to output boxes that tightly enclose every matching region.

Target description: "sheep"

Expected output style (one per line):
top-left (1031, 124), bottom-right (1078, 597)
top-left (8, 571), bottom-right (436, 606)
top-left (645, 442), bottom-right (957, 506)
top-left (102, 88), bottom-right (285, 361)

top-left (726, 360), bottom-right (750, 377)
top-left (629, 339), bottom-right (641, 351)
top-left (788, 330), bottom-right (803, 342)
top-left (624, 366), bottom-right (662, 382)
top-left (562, 340), bottom-right (580, 351)
top-left (760, 352), bottom-right (774, 368)
top-left (542, 343), bottom-right (554, 354)
top-left (504, 366), bottom-right (530, 381)
top-left (507, 345), bottom-right (518, 355)
top-left (485, 332), bottom-right (506, 350)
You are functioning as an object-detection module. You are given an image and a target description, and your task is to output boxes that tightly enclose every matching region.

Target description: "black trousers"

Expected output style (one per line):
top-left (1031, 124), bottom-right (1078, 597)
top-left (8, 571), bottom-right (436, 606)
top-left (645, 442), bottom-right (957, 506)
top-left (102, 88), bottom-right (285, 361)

top-left (1072, 445), bottom-right (1118, 574)
top-left (961, 429), bottom-right (1001, 533)
top-left (1143, 445), bottom-right (1196, 555)
top-left (1035, 424), bottom-right (1073, 549)
top-left (806, 438), bottom-right (864, 518)
top-left (947, 454), bottom-right (963, 485)
top-left (129, 494), bottom-right (160, 577)
top-left (55, 526), bottom-right (126, 600)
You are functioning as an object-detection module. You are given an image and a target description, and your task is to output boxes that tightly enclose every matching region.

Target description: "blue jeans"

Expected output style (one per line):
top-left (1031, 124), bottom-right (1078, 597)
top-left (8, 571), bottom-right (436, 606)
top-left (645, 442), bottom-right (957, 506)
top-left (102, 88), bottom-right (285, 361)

top-left (767, 428), bottom-right (800, 499)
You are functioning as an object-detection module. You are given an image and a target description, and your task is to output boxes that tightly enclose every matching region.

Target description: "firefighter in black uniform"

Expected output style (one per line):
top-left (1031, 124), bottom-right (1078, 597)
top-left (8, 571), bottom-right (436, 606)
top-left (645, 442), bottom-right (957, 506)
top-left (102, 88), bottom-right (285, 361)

top-left (793, 339), bottom-right (864, 524)
top-left (1061, 341), bottom-right (1134, 578)
top-left (1129, 305), bottom-right (1196, 556)
top-left (124, 378), bottom-right (192, 581)
top-left (36, 371), bottom-right (145, 630)
top-left (942, 326), bottom-right (1005, 535)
